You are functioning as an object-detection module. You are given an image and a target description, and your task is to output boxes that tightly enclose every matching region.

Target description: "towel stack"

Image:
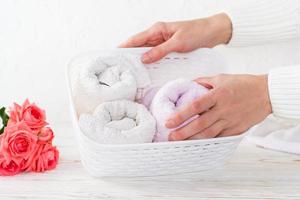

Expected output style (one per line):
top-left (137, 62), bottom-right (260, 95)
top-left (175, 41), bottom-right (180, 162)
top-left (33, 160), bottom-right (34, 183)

top-left (74, 53), bottom-right (156, 144)
top-left (73, 53), bottom-right (209, 144)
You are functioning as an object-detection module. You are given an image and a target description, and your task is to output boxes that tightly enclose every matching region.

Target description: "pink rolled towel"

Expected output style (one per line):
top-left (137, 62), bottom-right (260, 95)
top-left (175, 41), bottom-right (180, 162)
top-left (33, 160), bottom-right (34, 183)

top-left (150, 79), bottom-right (209, 142)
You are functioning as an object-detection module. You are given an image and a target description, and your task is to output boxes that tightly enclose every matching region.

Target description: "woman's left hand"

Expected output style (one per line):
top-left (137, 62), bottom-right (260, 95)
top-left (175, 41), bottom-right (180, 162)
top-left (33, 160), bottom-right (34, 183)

top-left (166, 74), bottom-right (272, 140)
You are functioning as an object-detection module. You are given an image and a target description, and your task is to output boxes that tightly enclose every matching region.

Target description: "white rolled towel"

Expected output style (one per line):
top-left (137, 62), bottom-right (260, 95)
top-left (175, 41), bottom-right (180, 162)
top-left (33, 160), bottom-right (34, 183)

top-left (73, 53), bottom-right (151, 114)
top-left (78, 100), bottom-right (156, 144)
top-left (150, 79), bottom-right (209, 142)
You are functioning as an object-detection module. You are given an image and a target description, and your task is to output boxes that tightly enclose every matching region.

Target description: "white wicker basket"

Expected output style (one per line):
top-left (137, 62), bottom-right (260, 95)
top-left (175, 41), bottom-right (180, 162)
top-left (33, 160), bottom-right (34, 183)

top-left (66, 48), bottom-right (244, 177)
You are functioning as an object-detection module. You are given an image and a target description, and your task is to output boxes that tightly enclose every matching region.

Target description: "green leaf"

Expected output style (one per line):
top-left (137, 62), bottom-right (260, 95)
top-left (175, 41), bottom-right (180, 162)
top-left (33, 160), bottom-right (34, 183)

top-left (0, 107), bottom-right (9, 134)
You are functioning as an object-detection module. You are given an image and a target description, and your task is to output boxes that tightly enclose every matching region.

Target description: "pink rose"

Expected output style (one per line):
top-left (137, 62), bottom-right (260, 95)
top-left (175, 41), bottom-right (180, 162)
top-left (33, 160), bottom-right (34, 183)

top-left (0, 155), bottom-right (23, 176)
top-left (0, 122), bottom-right (38, 167)
top-left (38, 127), bottom-right (54, 144)
top-left (9, 99), bottom-right (47, 133)
top-left (29, 144), bottom-right (59, 172)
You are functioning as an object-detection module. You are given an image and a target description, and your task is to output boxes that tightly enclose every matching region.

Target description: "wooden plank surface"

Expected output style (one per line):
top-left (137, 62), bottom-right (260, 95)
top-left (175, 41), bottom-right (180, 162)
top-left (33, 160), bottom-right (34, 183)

top-left (0, 123), bottom-right (299, 200)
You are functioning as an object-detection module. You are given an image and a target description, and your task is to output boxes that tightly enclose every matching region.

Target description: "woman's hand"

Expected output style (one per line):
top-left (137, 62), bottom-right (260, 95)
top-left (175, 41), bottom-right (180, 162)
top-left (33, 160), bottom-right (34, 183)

top-left (166, 74), bottom-right (272, 140)
top-left (120, 13), bottom-right (232, 63)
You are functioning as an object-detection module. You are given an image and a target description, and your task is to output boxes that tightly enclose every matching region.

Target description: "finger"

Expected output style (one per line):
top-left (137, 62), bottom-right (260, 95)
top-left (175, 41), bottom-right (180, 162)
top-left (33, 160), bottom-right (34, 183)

top-left (165, 91), bottom-right (216, 128)
top-left (141, 38), bottom-right (177, 63)
top-left (193, 76), bottom-right (210, 82)
top-left (188, 120), bottom-right (226, 140)
top-left (193, 77), bottom-right (214, 89)
top-left (168, 108), bottom-right (220, 141)
top-left (119, 30), bottom-right (152, 48)
top-left (194, 77), bottom-right (215, 89)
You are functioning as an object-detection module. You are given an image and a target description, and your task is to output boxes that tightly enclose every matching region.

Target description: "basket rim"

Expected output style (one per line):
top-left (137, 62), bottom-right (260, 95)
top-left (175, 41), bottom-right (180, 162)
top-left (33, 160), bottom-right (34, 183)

top-left (66, 48), bottom-right (245, 149)
top-left (78, 130), bottom-right (244, 149)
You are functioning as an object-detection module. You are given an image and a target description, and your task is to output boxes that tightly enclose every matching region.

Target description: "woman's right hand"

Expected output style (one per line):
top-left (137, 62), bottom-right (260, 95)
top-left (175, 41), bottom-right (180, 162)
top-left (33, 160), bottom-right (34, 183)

top-left (119, 13), bottom-right (232, 64)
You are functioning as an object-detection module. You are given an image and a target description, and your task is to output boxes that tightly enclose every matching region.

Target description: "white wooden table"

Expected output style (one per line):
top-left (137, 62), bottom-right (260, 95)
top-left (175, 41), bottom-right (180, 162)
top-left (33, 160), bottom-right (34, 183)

top-left (1, 122), bottom-right (299, 200)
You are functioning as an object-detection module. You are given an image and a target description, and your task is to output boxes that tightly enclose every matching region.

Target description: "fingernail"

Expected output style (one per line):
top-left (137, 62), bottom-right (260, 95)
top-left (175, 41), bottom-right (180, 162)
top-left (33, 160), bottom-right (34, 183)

top-left (141, 53), bottom-right (151, 63)
top-left (165, 119), bottom-right (174, 128)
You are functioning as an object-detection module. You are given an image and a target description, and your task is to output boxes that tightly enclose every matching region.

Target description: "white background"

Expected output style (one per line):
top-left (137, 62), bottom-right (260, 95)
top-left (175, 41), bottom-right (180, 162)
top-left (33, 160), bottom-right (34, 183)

top-left (1, 0), bottom-right (300, 125)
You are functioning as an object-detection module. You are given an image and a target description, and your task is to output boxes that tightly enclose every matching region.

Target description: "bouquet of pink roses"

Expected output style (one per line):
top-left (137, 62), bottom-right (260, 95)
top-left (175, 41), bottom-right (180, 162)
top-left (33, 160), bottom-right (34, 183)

top-left (0, 100), bottom-right (59, 176)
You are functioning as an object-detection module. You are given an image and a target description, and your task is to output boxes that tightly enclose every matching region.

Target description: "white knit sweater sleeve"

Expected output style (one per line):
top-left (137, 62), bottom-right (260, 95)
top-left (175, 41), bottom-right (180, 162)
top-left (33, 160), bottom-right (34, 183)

top-left (225, 1), bottom-right (300, 119)
top-left (225, 0), bottom-right (300, 46)
top-left (268, 66), bottom-right (300, 119)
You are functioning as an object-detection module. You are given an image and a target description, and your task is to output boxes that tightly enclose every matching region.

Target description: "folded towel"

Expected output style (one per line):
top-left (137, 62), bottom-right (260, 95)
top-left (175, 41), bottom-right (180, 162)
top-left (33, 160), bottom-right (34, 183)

top-left (73, 53), bottom-right (151, 114)
top-left (150, 79), bottom-right (209, 142)
top-left (78, 100), bottom-right (156, 144)
top-left (247, 115), bottom-right (300, 154)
